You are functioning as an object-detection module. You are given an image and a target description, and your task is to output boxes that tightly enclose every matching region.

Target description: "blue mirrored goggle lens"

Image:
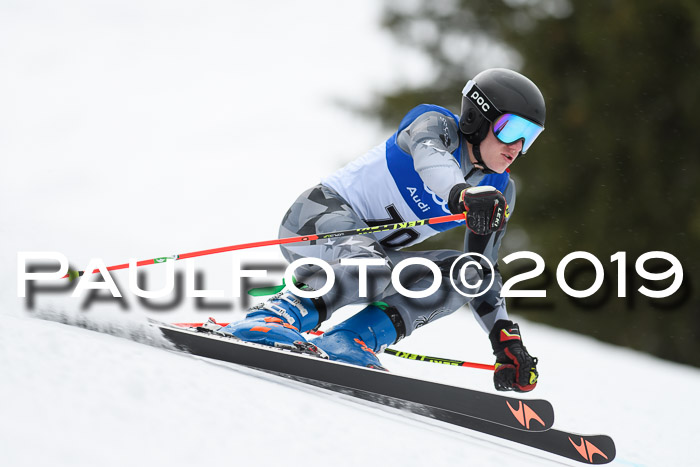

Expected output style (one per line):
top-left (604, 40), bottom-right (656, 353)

top-left (493, 114), bottom-right (544, 154)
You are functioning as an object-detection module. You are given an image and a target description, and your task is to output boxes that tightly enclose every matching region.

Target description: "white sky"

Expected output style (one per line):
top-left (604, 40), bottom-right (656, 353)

top-left (1, 0), bottom-right (436, 317)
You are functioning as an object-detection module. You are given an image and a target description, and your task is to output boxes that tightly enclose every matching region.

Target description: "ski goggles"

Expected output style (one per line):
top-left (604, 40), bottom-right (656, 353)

top-left (463, 80), bottom-right (544, 153)
top-left (492, 113), bottom-right (544, 154)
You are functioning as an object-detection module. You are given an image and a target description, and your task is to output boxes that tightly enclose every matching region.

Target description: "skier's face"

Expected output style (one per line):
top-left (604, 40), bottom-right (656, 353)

top-left (479, 123), bottom-right (523, 173)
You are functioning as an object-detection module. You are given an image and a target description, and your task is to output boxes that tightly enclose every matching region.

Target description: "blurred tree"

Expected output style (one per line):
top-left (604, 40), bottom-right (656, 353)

top-left (371, 0), bottom-right (700, 366)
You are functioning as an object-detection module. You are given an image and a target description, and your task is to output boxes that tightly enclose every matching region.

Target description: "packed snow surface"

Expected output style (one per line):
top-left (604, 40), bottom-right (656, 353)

top-left (1, 308), bottom-right (697, 467)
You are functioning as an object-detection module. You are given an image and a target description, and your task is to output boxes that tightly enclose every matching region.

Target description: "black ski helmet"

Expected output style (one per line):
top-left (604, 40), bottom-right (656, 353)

top-left (459, 68), bottom-right (546, 165)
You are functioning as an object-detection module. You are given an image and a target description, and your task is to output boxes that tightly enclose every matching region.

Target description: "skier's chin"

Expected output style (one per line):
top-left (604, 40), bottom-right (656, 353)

top-left (485, 162), bottom-right (509, 174)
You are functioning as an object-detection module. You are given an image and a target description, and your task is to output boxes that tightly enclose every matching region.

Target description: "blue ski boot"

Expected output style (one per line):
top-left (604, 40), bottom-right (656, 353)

top-left (220, 289), bottom-right (323, 353)
top-left (310, 304), bottom-right (405, 370)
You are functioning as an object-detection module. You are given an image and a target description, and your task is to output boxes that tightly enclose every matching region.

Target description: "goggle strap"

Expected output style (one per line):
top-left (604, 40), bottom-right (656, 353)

top-left (462, 80), bottom-right (502, 122)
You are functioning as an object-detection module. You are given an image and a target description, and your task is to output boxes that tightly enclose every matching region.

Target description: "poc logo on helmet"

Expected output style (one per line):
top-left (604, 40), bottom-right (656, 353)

top-left (470, 91), bottom-right (490, 112)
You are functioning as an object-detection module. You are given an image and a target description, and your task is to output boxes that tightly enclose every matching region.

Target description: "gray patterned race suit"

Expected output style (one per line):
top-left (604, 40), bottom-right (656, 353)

top-left (278, 108), bottom-right (514, 337)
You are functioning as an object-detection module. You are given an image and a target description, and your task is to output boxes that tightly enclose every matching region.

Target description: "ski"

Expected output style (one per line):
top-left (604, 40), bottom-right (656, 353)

top-left (153, 320), bottom-right (553, 430)
top-left (153, 320), bottom-right (615, 464)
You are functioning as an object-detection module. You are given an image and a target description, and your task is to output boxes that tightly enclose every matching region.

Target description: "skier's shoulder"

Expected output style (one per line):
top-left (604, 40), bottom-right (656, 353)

top-left (398, 104), bottom-right (460, 132)
top-left (398, 104), bottom-right (461, 153)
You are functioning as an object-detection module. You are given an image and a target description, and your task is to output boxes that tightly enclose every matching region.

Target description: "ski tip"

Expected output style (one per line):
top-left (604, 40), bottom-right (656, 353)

top-left (566, 434), bottom-right (616, 464)
top-left (504, 398), bottom-right (555, 431)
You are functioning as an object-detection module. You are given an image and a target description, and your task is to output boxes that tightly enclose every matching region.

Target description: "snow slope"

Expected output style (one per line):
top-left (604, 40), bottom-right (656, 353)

top-left (2, 2), bottom-right (698, 466)
top-left (1, 308), bottom-right (697, 467)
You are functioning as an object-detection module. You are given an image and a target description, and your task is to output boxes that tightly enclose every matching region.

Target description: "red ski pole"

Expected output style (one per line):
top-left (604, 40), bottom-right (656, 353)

top-left (64, 213), bottom-right (465, 279)
top-left (382, 348), bottom-right (495, 370)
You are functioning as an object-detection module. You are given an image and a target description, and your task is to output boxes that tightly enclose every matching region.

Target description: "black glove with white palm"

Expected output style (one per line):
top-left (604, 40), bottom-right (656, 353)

top-left (488, 320), bottom-right (539, 392)
top-left (448, 183), bottom-right (507, 235)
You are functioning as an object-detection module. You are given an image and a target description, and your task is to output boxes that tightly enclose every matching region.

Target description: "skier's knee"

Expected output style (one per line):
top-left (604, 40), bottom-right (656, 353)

top-left (363, 261), bottom-right (393, 297)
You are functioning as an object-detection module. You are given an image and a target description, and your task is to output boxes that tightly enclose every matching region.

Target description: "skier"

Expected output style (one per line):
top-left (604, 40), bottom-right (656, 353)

top-left (220, 68), bottom-right (544, 392)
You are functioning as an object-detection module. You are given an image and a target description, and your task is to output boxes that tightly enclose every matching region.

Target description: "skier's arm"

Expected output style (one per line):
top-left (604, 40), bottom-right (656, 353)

top-left (465, 178), bottom-right (516, 333)
top-left (467, 181), bottom-right (539, 393)
top-left (397, 111), bottom-right (464, 201)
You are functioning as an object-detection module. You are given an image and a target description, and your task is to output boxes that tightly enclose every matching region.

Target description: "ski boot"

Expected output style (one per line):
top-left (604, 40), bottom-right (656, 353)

top-left (220, 289), bottom-right (326, 357)
top-left (309, 303), bottom-right (405, 370)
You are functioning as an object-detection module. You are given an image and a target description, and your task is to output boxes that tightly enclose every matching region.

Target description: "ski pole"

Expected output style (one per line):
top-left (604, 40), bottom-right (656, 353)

top-left (383, 348), bottom-right (495, 370)
top-left (63, 213), bottom-right (464, 279)
top-left (306, 329), bottom-right (494, 371)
